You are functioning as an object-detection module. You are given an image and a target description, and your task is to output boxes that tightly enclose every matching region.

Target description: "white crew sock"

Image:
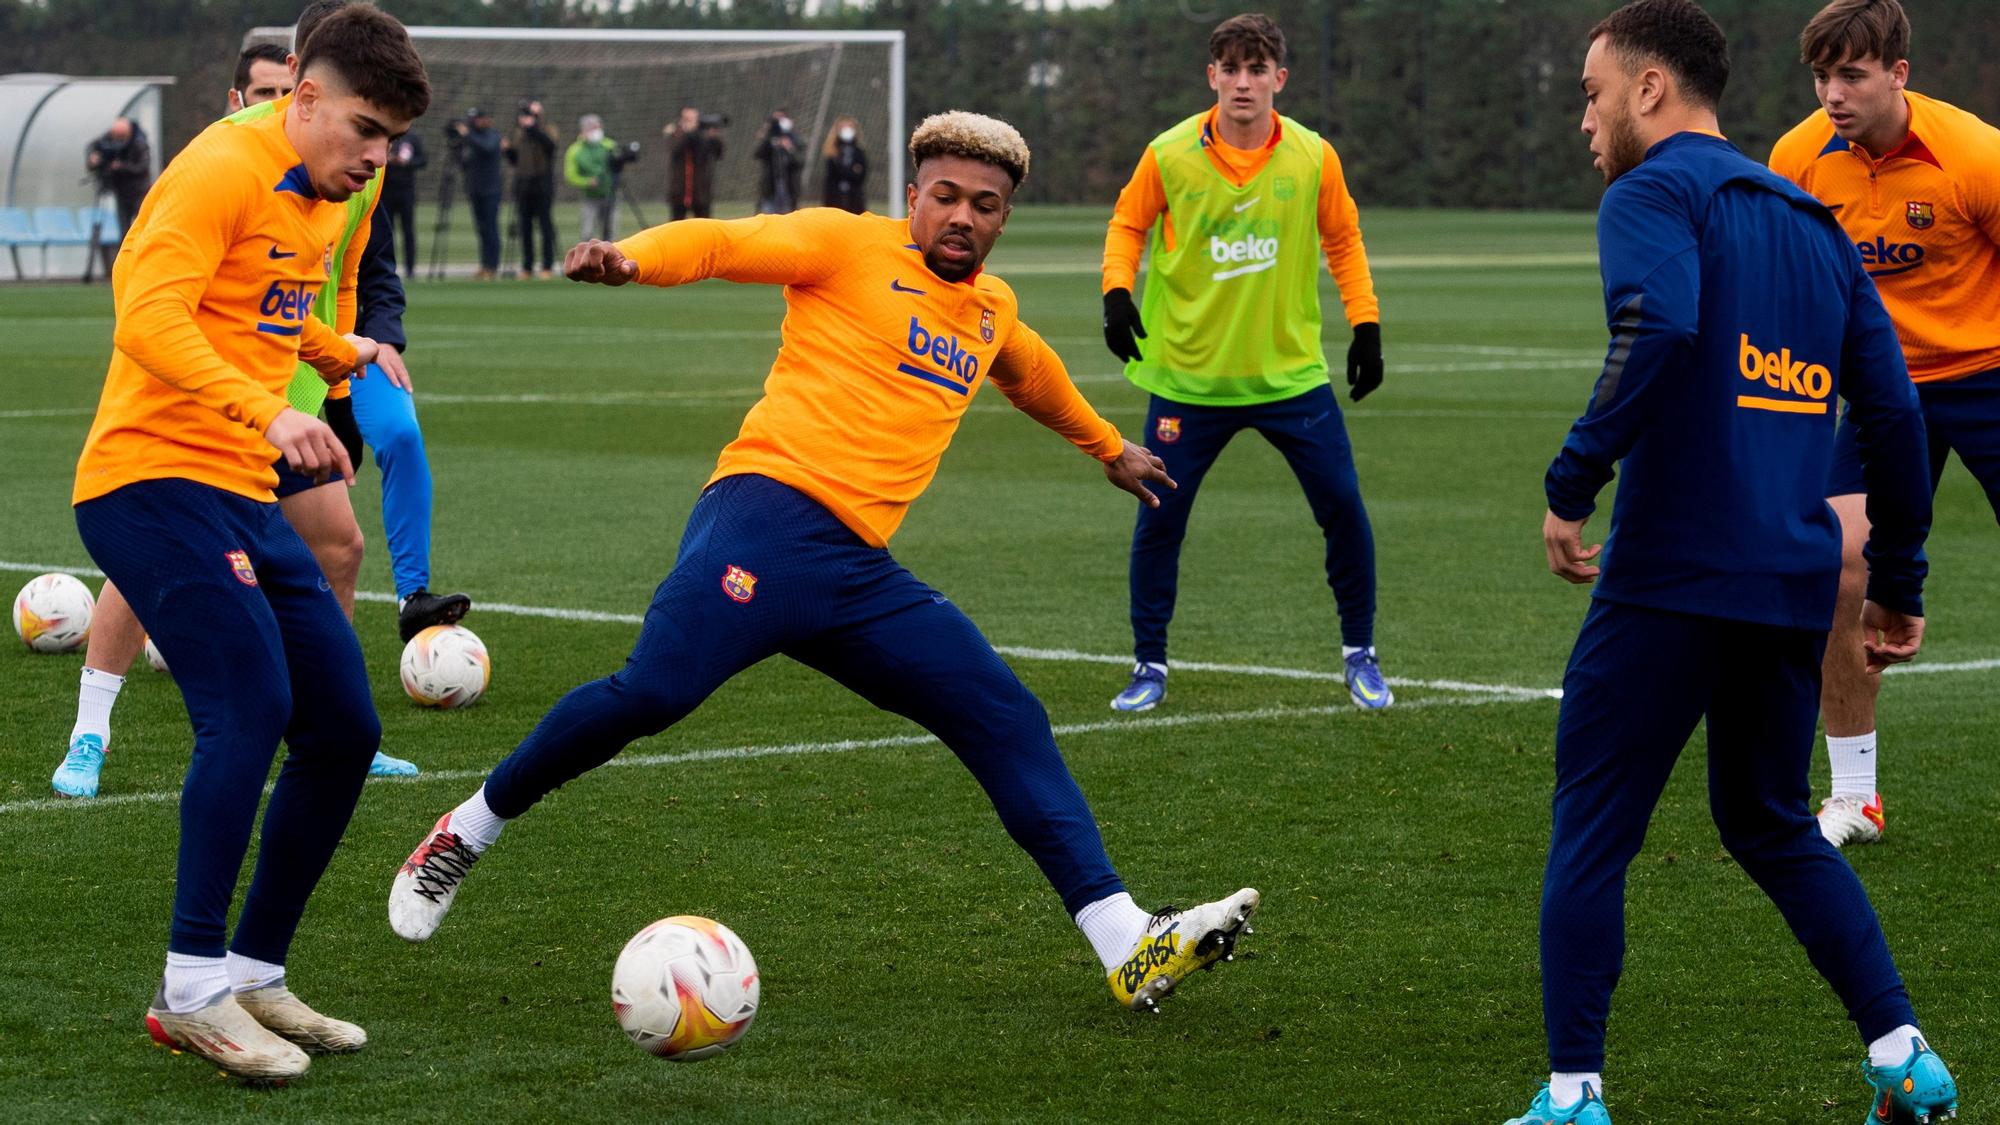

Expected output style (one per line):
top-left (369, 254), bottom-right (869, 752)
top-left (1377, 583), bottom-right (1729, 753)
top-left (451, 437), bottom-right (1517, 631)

top-left (1549, 1072), bottom-right (1602, 1107)
top-left (1827, 732), bottom-right (1878, 801)
top-left (446, 786), bottom-right (507, 854)
top-left (1074, 892), bottom-right (1150, 973)
top-left (1341, 645), bottom-right (1374, 659)
top-left (162, 952), bottom-right (230, 1014)
top-left (1868, 1024), bottom-right (1926, 1068)
top-left (1138, 661), bottom-right (1167, 678)
top-left (71, 666), bottom-right (125, 747)
top-left (225, 951), bottom-right (286, 994)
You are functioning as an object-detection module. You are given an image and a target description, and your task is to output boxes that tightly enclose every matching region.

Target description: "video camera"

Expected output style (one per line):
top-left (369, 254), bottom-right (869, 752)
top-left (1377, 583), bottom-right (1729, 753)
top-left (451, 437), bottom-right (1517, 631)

top-left (606, 140), bottom-right (642, 171)
top-left (698, 112), bottom-right (730, 130)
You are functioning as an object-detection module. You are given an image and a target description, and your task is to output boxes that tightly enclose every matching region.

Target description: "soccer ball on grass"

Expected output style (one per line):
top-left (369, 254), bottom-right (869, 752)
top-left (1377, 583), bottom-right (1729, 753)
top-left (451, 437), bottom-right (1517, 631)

top-left (612, 916), bottom-right (760, 1061)
top-left (12, 573), bottom-right (94, 653)
top-left (399, 624), bottom-right (489, 708)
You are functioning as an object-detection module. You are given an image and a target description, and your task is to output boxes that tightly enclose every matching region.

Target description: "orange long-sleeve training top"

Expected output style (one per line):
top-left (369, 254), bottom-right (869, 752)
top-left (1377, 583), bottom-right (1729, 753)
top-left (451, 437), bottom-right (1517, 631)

top-left (1102, 107), bottom-right (1379, 327)
top-left (74, 101), bottom-right (361, 505)
top-left (615, 208), bottom-right (1124, 546)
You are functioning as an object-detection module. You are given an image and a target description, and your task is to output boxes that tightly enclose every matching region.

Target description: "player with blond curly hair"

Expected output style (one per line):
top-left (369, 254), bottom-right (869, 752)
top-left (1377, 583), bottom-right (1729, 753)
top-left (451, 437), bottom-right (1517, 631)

top-left (387, 111), bottom-right (1259, 1013)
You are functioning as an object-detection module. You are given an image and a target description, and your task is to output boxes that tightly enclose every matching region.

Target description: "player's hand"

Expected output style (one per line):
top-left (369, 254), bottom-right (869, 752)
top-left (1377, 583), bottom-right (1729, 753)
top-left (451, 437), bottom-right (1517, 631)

top-left (1860, 600), bottom-right (1924, 672)
top-left (1102, 288), bottom-right (1146, 364)
top-left (1347, 322), bottom-right (1384, 402)
top-left (266, 407), bottom-right (354, 487)
top-left (373, 342), bottom-right (414, 391)
top-left (1104, 440), bottom-right (1176, 509)
top-left (1543, 509), bottom-right (1602, 584)
top-left (566, 239), bottom-right (637, 285)
top-left (343, 333), bottom-right (380, 373)
top-left (324, 395), bottom-right (366, 472)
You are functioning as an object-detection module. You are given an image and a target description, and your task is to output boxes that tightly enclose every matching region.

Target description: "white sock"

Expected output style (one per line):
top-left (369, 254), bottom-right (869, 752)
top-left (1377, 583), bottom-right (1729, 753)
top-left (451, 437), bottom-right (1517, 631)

top-left (225, 951), bottom-right (286, 994)
top-left (1341, 645), bottom-right (1374, 659)
top-left (1827, 732), bottom-right (1878, 800)
top-left (1074, 892), bottom-right (1150, 972)
top-left (1134, 661), bottom-right (1166, 677)
top-left (1868, 1024), bottom-right (1925, 1067)
top-left (71, 666), bottom-right (125, 747)
top-left (447, 786), bottom-right (507, 854)
top-left (162, 952), bottom-right (230, 1014)
top-left (1549, 1072), bottom-right (1602, 1107)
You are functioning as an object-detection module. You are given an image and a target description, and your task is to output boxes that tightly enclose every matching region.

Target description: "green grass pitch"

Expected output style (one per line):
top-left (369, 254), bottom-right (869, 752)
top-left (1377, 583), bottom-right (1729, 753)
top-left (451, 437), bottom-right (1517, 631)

top-left (0, 207), bottom-right (1993, 1122)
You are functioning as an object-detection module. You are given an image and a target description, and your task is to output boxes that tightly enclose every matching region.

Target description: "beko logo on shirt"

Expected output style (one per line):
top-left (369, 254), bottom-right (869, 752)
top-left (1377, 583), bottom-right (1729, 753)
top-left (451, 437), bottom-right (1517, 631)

top-left (1856, 235), bottom-right (1925, 277)
top-left (905, 316), bottom-right (980, 383)
top-left (257, 280), bottom-right (317, 336)
top-left (1200, 215), bottom-right (1281, 281)
top-left (1737, 333), bottom-right (1832, 415)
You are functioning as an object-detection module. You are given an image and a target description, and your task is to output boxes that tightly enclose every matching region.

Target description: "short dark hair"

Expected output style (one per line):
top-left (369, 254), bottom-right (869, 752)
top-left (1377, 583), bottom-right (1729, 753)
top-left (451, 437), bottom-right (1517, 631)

top-left (234, 43), bottom-right (290, 91)
top-left (297, 4), bottom-right (431, 121)
top-left (293, 0), bottom-right (350, 57)
top-left (1589, 0), bottom-right (1730, 110)
top-left (1800, 0), bottom-right (1910, 69)
top-left (1210, 13), bottom-right (1286, 67)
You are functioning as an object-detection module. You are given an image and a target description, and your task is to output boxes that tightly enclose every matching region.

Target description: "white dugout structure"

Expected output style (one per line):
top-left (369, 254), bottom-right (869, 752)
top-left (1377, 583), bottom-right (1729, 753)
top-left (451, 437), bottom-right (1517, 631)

top-left (0, 74), bottom-right (171, 278)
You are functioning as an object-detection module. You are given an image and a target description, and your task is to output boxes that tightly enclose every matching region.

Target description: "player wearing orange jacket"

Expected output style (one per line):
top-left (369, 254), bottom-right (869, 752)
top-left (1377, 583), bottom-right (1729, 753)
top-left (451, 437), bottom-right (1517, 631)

top-left (1768, 0), bottom-right (2000, 848)
top-left (388, 112), bottom-right (1261, 1016)
top-left (1101, 13), bottom-right (1391, 715)
top-left (69, 7), bottom-right (431, 1083)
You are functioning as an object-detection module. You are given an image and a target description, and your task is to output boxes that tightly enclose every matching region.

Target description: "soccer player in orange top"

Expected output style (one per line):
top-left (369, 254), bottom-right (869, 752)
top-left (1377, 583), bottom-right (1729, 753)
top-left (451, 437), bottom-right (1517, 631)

top-left (1769, 0), bottom-right (2000, 848)
top-left (70, 6), bottom-right (429, 1082)
top-left (388, 112), bottom-right (1260, 1013)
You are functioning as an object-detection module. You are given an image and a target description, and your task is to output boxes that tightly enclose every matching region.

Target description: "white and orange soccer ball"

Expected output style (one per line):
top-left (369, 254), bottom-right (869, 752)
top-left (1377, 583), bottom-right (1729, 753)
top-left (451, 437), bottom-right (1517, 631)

top-left (143, 636), bottom-right (170, 675)
top-left (612, 916), bottom-right (761, 1061)
top-left (398, 624), bottom-right (489, 708)
top-left (12, 573), bottom-right (94, 653)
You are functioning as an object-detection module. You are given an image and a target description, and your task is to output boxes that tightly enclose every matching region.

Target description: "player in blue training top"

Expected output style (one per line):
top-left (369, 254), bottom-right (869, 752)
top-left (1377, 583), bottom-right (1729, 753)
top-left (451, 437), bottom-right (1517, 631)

top-left (1505, 3), bottom-right (1958, 1123)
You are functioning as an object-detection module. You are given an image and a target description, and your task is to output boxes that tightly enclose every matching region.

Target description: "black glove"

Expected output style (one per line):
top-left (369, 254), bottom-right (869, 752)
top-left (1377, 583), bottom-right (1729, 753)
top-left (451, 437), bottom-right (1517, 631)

top-left (325, 395), bottom-right (365, 471)
top-left (1346, 321), bottom-right (1383, 402)
top-left (1102, 288), bottom-right (1147, 364)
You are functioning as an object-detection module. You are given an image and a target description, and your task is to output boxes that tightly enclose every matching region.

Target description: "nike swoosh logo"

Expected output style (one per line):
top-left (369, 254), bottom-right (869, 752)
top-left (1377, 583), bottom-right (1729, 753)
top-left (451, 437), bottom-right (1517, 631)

top-left (889, 279), bottom-right (927, 295)
top-left (1303, 411), bottom-right (1330, 429)
top-left (1825, 203), bottom-right (1844, 212)
top-left (1354, 680), bottom-right (1383, 701)
top-left (268, 245), bottom-right (297, 259)
top-left (1233, 197), bottom-right (1260, 213)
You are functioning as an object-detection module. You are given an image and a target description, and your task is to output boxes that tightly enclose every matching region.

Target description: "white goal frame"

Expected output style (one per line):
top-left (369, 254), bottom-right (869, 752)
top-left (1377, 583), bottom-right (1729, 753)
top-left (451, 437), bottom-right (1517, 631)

top-left (250, 25), bottom-right (908, 218)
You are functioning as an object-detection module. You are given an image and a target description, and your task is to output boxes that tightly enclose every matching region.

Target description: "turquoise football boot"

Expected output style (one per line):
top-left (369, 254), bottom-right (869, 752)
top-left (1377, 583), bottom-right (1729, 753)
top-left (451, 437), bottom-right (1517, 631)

top-left (51, 733), bottom-right (106, 799)
top-left (1504, 1082), bottom-right (1611, 1125)
top-left (1860, 1035), bottom-right (1957, 1124)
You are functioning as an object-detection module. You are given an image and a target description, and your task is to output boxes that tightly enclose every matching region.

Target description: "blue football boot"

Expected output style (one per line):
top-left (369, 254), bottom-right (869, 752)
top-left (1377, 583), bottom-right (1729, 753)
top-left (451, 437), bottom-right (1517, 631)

top-left (51, 733), bottom-right (106, 799)
top-left (369, 750), bottom-right (421, 778)
top-left (1504, 1082), bottom-right (1611, 1125)
top-left (1110, 663), bottom-right (1166, 712)
top-left (1343, 648), bottom-right (1395, 709)
top-left (1861, 1035), bottom-right (1957, 1124)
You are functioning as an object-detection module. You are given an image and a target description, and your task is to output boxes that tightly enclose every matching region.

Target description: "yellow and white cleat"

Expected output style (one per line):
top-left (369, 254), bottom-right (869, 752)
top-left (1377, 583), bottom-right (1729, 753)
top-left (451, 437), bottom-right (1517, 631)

top-left (1818, 793), bottom-right (1884, 847)
top-left (144, 985), bottom-right (310, 1082)
top-left (237, 985), bottom-right (367, 1053)
top-left (1108, 887), bottom-right (1260, 1011)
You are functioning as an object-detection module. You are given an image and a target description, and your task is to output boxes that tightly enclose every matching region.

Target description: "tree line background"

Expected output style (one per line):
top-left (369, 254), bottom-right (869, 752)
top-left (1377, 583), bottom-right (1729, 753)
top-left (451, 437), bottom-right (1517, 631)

top-left (6, 0), bottom-right (1997, 209)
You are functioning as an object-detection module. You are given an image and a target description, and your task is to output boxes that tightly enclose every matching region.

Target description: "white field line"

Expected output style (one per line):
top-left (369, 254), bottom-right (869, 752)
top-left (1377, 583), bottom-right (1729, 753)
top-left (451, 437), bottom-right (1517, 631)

top-left (0, 408), bottom-right (94, 419)
top-left (0, 694), bottom-right (1524, 817)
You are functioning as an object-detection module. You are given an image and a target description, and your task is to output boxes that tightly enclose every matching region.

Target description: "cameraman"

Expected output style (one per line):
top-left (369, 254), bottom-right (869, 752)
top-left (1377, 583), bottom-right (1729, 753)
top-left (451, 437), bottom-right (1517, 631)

top-left (753, 108), bottom-right (801, 214)
top-left (663, 106), bottom-right (725, 221)
top-left (504, 99), bottom-right (559, 278)
top-left (450, 106), bottom-right (503, 279)
top-left (84, 117), bottom-right (153, 258)
top-left (565, 113), bottom-right (621, 242)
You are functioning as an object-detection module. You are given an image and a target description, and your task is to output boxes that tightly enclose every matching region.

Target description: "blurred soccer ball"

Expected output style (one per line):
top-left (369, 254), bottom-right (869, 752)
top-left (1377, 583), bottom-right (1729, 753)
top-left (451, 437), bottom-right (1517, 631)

top-left (12, 573), bottom-right (94, 653)
top-left (144, 636), bottom-right (170, 675)
top-left (399, 624), bottom-right (489, 708)
top-left (612, 916), bottom-right (760, 1061)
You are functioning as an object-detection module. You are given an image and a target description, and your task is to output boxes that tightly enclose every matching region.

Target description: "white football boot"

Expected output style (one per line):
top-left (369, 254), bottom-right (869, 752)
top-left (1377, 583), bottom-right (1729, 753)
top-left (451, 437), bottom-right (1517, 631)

top-left (389, 812), bottom-right (481, 942)
top-left (145, 985), bottom-right (310, 1082)
top-left (237, 985), bottom-right (367, 1053)
top-left (1817, 793), bottom-right (1884, 847)
top-left (1107, 887), bottom-right (1260, 1011)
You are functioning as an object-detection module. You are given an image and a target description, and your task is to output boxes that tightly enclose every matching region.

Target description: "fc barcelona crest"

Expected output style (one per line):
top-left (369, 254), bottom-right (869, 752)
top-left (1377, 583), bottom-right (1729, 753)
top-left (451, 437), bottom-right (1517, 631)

top-left (980, 308), bottom-right (995, 343)
top-left (720, 565), bottom-right (758, 603)
top-left (1906, 201), bottom-right (1934, 229)
top-left (1156, 416), bottom-right (1182, 444)
top-left (225, 549), bottom-right (258, 587)
top-left (1273, 176), bottom-right (1297, 202)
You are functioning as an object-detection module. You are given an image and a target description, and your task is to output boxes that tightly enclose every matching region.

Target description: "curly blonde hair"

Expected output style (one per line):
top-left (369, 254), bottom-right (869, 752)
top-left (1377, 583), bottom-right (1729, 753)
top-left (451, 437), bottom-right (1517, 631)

top-left (908, 110), bottom-right (1029, 187)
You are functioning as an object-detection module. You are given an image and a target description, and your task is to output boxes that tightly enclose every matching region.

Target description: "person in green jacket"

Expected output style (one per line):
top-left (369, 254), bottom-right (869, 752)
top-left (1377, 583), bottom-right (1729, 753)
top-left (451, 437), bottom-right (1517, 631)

top-left (566, 114), bottom-right (619, 241)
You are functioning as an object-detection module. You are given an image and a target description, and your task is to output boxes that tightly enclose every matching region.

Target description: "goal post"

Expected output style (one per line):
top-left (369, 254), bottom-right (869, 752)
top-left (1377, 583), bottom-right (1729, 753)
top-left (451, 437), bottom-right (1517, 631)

top-left (247, 25), bottom-right (906, 223)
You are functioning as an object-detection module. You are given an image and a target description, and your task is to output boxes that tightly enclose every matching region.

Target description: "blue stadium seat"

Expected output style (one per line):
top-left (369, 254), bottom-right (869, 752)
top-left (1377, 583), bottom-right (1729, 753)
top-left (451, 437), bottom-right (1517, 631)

top-left (77, 205), bottom-right (121, 246)
top-left (34, 206), bottom-right (90, 246)
top-left (0, 207), bottom-right (41, 279)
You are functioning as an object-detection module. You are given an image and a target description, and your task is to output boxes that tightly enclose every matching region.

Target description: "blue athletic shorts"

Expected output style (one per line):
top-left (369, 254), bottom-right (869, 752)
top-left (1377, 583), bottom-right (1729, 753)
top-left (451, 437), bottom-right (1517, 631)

top-left (271, 453), bottom-right (346, 499)
top-left (1828, 366), bottom-right (2000, 518)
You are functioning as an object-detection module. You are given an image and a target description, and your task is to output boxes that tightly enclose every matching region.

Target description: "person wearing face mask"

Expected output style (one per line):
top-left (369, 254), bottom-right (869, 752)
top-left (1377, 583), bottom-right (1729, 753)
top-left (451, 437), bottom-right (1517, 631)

top-left (753, 109), bottom-right (801, 214)
top-left (565, 113), bottom-right (620, 241)
top-left (821, 116), bottom-right (868, 213)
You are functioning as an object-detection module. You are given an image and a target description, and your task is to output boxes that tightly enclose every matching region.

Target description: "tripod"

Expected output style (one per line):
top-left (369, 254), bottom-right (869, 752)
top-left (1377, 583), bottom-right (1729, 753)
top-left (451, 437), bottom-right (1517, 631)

top-left (427, 145), bottom-right (460, 282)
top-left (501, 167), bottom-right (522, 278)
top-left (606, 163), bottom-right (651, 237)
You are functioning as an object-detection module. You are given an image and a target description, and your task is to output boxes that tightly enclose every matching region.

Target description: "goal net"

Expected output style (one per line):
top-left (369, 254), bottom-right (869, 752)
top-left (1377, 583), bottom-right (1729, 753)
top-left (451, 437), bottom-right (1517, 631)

top-left (245, 26), bottom-right (905, 232)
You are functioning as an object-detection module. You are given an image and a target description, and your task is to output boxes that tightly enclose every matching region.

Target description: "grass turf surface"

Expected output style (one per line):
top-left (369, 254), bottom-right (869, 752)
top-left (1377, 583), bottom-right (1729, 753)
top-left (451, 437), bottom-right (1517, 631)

top-left (0, 206), bottom-right (1994, 1122)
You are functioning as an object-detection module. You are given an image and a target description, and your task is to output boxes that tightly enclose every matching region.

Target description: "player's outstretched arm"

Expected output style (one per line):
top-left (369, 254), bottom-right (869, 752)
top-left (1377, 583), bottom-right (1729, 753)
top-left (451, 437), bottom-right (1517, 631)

top-left (565, 239), bottom-right (639, 285)
top-left (600, 211), bottom-right (851, 290)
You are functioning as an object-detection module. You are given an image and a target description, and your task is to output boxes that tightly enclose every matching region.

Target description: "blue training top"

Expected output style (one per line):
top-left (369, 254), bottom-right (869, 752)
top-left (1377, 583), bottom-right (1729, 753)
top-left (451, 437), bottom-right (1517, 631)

top-left (1545, 132), bottom-right (1932, 631)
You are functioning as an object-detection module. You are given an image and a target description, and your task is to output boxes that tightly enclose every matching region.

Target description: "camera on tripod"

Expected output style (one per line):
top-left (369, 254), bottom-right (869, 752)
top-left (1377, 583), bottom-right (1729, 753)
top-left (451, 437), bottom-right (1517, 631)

top-left (697, 112), bottom-right (730, 130)
top-left (606, 140), bottom-right (642, 171)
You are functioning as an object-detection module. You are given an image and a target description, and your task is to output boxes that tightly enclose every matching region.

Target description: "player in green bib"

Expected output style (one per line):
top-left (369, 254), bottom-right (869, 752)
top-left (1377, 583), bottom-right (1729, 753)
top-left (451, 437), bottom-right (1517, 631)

top-left (1100, 12), bottom-right (1391, 713)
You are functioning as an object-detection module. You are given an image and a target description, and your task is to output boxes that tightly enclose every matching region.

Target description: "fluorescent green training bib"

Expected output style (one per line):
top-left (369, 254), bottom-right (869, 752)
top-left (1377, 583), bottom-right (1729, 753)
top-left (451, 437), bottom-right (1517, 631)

top-left (1127, 112), bottom-right (1328, 406)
